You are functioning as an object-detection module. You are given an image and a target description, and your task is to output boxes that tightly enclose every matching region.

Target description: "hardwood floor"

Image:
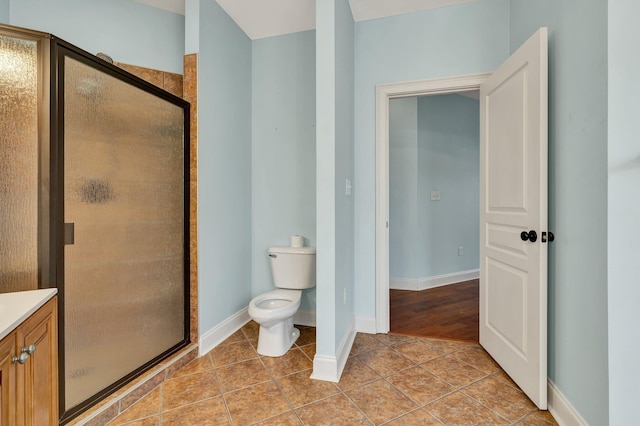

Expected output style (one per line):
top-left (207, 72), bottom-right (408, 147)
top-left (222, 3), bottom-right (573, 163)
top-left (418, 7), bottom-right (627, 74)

top-left (390, 279), bottom-right (479, 343)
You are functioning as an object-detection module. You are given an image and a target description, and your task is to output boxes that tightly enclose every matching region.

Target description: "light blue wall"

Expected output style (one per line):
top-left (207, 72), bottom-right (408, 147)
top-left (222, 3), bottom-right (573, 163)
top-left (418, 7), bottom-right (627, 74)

top-left (416, 94), bottom-right (479, 278)
top-left (7, 0), bottom-right (184, 73)
top-left (353, 0), bottom-right (510, 321)
top-left (608, 0), bottom-right (640, 423)
top-left (315, 0), bottom-right (355, 357)
top-left (251, 30), bottom-right (316, 312)
top-left (389, 98), bottom-right (419, 278)
top-left (333, 0), bottom-right (355, 348)
top-left (389, 94), bottom-right (479, 280)
top-left (315, 0), bottom-right (337, 355)
top-left (510, 1), bottom-right (608, 425)
top-left (184, 0), bottom-right (199, 54)
top-left (0, 0), bottom-right (8, 23)
top-left (193, 0), bottom-right (253, 335)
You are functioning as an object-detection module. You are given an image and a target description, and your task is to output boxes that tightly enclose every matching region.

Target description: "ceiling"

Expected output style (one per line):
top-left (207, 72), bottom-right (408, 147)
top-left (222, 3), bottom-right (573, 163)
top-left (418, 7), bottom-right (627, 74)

top-left (135, 0), bottom-right (477, 40)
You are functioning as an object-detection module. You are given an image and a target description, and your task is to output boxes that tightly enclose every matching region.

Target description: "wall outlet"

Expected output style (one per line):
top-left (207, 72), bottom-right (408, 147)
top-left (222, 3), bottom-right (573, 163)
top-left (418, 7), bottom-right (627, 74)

top-left (345, 178), bottom-right (352, 196)
top-left (431, 191), bottom-right (441, 201)
top-left (458, 246), bottom-right (464, 256)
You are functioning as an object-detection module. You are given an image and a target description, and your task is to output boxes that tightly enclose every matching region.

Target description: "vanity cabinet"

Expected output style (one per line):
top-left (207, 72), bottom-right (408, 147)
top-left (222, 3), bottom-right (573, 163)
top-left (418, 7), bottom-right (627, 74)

top-left (0, 297), bottom-right (57, 426)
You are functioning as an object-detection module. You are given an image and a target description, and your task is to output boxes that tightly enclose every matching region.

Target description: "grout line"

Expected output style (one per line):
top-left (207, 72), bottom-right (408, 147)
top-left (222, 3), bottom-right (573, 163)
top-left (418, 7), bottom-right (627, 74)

top-left (210, 360), bottom-right (234, 426)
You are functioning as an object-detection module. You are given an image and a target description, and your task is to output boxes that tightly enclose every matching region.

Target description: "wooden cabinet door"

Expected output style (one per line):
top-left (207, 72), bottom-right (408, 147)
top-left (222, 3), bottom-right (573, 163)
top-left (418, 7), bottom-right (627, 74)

top-left (0, 333), bottom-right (17, 426)
top-left (16, 298), bottom-right (58, 426)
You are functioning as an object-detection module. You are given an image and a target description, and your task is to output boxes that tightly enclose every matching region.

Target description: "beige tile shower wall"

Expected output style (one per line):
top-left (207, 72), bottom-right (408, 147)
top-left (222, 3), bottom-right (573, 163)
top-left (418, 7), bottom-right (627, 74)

top-left (114, 59), bottom-right (198, 344)
top-left (114, 62), bottom-right (183, 98)
top-left (183, 54), bottom-right (198, 344)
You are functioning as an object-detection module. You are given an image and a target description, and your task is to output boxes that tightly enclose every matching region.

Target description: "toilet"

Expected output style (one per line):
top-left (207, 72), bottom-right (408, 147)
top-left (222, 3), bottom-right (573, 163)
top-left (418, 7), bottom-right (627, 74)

top-left (248, 245), bottom-right (316, 357)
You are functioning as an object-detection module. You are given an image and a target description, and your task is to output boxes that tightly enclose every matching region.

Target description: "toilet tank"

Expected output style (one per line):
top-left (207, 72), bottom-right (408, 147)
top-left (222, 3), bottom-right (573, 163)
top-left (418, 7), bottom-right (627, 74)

top-left (268, 246), bottom-right (316, 290)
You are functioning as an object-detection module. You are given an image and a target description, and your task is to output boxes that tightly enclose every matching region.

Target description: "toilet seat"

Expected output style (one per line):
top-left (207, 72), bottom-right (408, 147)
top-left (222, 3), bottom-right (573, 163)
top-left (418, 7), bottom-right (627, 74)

top-left (248, 289), bottom-right (302, 356)
top-left (248, 289), bottom-right (301, 326)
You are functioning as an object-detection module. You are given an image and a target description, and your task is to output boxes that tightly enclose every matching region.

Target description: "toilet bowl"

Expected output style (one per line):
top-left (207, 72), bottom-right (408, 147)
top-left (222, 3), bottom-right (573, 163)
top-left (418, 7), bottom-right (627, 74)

top-left (248, 289), bottom-right (302, 356)
top-left (248, 245), bottom-right (315, 357)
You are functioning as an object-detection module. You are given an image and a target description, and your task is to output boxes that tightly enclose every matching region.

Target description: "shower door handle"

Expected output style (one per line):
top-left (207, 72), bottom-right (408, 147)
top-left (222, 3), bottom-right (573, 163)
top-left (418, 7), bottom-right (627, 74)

top-left (64, 223), bottom-right (75, 245)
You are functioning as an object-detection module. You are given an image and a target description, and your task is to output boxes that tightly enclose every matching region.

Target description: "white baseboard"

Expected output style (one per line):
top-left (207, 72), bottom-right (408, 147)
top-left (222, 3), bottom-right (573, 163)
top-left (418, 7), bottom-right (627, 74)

top-left (355, 316), bottom-right (377, 334)
top-left (294, 309), bottom-right (316, 327)
top-left (547, 380), bottom-right (588, 426)
top-left (198, 307), bottom-right (250, 356)
top-left (310, 319), bottom-right (356, 382)
top-left (390, 269), bottom-right (479, 291)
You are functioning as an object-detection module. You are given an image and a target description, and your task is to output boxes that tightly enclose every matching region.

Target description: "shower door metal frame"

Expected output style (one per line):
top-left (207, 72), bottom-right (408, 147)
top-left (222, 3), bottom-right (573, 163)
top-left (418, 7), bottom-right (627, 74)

top-left (50, 38), bottom-right (191, 424)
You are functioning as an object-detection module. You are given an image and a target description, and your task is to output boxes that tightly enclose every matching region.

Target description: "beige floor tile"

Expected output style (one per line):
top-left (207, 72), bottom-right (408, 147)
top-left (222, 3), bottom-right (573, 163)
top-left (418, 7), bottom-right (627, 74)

top-left (253, 411), bottom-right (302, 425)
top-left (217, 329), bottom-right (246, 346)
top-left (241, 320), bottom-right (260, 339)
top-left (425, 392), bottom-right (508, 425)
top-left (337, 357), bottom-right (381, 391)
top-left (296, 327), bottom-right (316, 346)
top-left (452, 345), bottom-right (501, 374)
top-left (421, 355), bottom-right (487, 387)
top-left (208, 340), bottom-right (258, 367)
top-left (346, 379), bottom-right (417, 425)
top-left (462, 376), bottom-right (537, 421)
top-left (491, 369), bottom-right (520, 389)
top-left (382, 408), bottom-right (442, 425)
top-left (114, 416), bottom-right (159, 426)
top-left (391, 339), bottom-right (445, 363)
top-left (374, 334), bottom-right (413, 346)
top-left (106, 388), bottom-right (160, 425)
top-left (249, 337), bottom-right (259, 350)
top-left (215, 357), bottom-right (271, 392)
top-left (162, 396), bottom-right (229, 425)
top-left (161, 370), bottom-right (220, 412)
top-left (387, 366), bottom-right (454, 405)
top-left (298, 343), bottom-right (316, 361)
top-left (423, 338), bottom-right (474, 354)
top-left (276, 369), bottom-right (340, 407)
top-left (171, 355), bottom-right (213, 378)
top-left (261, 347), bottom-right (313, 377)
top-left (106, 328), bottom-right (550, 426)
top-left (296, 394), bottom-right (371, 426)
top-left (225, 380), bottom-right (291, 425)
top-left (356, 347), bottom-right (416, 377)
top-left (350, 333), bottom-right (386, 356)
top-left (516, 410), bottom-right (559, 425)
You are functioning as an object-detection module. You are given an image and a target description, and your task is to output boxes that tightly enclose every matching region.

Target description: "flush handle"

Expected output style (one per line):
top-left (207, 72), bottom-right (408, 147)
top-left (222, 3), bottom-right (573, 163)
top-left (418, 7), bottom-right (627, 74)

top-left (269, 254), bottom-right (277, 258)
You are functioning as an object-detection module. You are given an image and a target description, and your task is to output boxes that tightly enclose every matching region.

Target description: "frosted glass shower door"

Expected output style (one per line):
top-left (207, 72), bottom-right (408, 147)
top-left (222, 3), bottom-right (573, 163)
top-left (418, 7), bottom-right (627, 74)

top-left (62, 55), bottom-right (187, 411)
top-left (0, 34), bottom-right (40, 293)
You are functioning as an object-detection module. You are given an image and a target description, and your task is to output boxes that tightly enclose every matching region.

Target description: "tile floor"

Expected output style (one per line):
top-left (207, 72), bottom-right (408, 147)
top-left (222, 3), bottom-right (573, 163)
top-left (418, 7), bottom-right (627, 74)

top-left (107, 323), bottom-right (558, 425)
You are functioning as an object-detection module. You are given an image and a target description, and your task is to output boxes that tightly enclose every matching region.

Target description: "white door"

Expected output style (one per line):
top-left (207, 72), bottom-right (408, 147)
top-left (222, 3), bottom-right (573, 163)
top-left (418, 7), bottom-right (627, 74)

top-left (479, 28), bottom-right (548, 409)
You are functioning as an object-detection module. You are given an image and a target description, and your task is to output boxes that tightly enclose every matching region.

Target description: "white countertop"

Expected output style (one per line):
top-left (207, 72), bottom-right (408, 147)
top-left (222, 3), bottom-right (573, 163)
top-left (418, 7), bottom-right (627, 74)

top-left (0, 289), bottom-right (57, 341)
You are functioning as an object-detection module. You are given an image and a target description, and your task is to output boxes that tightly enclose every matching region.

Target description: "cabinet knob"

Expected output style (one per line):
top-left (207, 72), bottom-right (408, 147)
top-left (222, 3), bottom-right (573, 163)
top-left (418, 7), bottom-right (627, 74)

top-left (12, 352), bottom-right (29, 364)
top-left (24, 343), bottom-right (37, 355)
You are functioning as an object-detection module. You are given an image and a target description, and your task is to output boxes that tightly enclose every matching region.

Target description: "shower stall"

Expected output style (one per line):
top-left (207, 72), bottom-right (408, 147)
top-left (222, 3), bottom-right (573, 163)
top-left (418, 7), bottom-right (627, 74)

top-left (0, 24), bottom-right (190, 423)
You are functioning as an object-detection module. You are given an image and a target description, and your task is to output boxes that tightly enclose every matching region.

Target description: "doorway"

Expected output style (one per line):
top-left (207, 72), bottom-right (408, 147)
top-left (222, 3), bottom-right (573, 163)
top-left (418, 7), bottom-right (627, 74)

top-left (375, 74), bottom-right (489, 334)
top-left (387, 91), bottom-right (481, 342)
top-left (375, 29), bottom-right (549, 409)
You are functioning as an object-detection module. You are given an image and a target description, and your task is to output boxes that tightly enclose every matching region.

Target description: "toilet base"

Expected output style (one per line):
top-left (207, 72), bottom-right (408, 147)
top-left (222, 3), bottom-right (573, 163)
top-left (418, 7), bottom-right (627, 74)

top-left (256, 317), bottom-right (300, 357)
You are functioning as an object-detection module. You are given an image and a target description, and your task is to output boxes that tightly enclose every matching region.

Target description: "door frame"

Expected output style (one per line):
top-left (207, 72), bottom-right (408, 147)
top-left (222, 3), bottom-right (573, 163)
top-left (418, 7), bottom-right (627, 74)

top-left (375, 73), bottom-right (490, 333)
